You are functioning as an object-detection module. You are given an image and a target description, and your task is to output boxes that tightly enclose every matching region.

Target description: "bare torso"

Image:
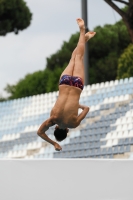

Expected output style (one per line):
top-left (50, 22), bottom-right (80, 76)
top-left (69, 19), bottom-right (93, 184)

top-left (50, 85), bottom-right (82, 128)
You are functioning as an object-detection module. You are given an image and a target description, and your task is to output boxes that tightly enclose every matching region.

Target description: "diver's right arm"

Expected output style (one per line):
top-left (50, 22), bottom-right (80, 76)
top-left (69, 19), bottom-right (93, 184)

top-left (37, 118), bottom-right (62, 151)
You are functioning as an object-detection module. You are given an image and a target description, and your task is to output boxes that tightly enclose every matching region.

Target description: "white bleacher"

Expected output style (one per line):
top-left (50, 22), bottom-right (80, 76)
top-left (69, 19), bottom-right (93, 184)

top-left (0, 77), bottom-right (133, 159)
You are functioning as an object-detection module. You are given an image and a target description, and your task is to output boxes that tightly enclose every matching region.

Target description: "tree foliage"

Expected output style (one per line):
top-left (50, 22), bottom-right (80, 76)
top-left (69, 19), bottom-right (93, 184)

top-left (104, 0), bottom-right (133, 42)
top-left (46, 33), bottom-right (79, 71)
top-left (117, 43), bottom-right (133, 79)
top-left (4, 66), bottom-right (65, 99)
top-left (0, 0), bottom-right (32, 35)
top-left (89, 20), bottom-right (130, 83)
top-left (0, 95), bottom-right (6, 102)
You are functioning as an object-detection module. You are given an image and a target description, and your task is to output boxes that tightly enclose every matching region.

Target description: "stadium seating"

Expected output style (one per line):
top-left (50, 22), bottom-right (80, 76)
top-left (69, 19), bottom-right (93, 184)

top-left (0, 77), bottom-right (133, 159)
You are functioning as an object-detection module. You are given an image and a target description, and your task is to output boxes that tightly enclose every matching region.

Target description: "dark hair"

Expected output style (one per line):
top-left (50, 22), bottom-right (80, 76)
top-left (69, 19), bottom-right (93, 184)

top-left (54, 128), bottom-right (67, 142)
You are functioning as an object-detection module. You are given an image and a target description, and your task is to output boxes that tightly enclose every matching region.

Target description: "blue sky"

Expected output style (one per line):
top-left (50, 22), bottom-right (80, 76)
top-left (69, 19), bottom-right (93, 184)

top-left (0, 0), bottom-right (124, 97)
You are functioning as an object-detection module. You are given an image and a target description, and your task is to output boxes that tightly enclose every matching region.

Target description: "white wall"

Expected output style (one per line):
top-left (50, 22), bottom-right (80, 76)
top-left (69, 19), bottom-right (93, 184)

top-left (0, 159), bottom-right (133, 200)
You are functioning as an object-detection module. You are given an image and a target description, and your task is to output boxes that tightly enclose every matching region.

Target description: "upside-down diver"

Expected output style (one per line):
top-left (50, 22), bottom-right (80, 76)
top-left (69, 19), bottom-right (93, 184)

top-left (37, 18), bottom-right (96, 151)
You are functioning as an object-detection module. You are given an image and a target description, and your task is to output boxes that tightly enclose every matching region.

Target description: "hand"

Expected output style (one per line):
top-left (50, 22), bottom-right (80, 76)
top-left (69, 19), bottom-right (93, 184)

top-left (54, 143), bottom-right (62, 151)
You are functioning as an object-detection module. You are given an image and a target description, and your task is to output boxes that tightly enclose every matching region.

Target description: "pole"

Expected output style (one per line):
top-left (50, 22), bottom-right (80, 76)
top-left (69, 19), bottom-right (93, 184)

top-left (81, 0), bottom-right (89, 85)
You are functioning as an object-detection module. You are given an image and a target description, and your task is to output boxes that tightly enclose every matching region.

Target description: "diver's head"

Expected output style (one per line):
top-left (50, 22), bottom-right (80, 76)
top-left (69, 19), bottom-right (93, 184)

top-left (54, 125), bottom-right (69, 142)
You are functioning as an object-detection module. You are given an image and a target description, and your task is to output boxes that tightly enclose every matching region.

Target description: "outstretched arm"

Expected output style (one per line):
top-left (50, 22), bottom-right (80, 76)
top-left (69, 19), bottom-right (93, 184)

top-left (37, 117), bottom-right (62, 151)
top-left (76, 104), bottom-right (90, 126)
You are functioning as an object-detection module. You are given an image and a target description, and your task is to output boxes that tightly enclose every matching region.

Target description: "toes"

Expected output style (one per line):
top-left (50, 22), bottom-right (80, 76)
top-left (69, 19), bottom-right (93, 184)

top-left (89, 32), bottom-right (96, 35)
top-left (77, 18), bottom-right (82, 21)
top-left (76, 18), bottom-right (84, 24)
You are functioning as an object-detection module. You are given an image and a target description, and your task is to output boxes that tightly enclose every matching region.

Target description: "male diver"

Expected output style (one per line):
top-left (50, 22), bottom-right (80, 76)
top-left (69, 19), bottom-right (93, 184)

top-left (37, 18), bottom-right (96, 151)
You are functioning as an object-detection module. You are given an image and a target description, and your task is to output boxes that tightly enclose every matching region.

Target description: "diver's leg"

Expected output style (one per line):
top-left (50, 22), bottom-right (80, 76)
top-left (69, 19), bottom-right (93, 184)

top-left (72, 18), bottom-right (85, 84)
top-left (59, 48), bottom-right (77, 79)
top-left (73, 19), bottom-right (96, 84)
top-left (60, 30), bottom-right (96, 79)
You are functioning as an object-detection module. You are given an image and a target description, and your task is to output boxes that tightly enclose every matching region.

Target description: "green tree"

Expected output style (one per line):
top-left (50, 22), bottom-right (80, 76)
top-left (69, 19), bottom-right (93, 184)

top-left (89, 21), bottom-right (130, 83)
top-left (4, 70), bottom-right (50, 99)
top-left (4, 66), bottom-right (66, 99)
top-left (90, 52), bottom-right (118, 83)
top-left (104, 1), bottom-right (133, 42)
top-left (0, 0), bottom-right (32, 35)
top-left (0, 95), bottom-right (6, 102)
top-left (46, 33), bottom-right (79, 70)
top-left (117, 43), bottom-right (133, 79)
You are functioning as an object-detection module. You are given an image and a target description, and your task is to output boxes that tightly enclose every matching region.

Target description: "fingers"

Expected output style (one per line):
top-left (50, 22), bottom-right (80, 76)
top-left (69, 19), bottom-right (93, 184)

top-left (55, 146), bottom-right (62, 151)
top-left (59, 146), bottom-right (62, 151)
top-left (55, 148), bottom-right (62, 151)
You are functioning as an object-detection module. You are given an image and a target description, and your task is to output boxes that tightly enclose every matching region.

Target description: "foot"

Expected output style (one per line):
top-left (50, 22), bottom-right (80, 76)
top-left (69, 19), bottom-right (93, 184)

top-left (76, 18), bottom-right (85, 29)
top-left (85, 32), bottom-right (96, 42)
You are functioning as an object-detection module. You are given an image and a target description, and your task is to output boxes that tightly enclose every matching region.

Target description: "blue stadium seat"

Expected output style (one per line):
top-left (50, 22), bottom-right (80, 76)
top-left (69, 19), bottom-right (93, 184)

top-left (124, 145), bottom-right (130, 152)
top-left (112, 146), bottom-right (118, 154)
top-left (129, 137), bottom-right (133, 145)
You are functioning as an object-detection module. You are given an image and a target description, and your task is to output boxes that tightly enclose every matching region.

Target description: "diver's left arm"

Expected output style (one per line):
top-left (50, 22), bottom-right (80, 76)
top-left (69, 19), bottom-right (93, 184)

top-left (76, 105), bottom-right (90, 126)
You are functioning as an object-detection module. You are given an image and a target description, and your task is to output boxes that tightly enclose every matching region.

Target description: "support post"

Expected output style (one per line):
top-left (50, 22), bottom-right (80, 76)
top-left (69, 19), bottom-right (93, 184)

top-left (81, 0), bottom-right (89, 85)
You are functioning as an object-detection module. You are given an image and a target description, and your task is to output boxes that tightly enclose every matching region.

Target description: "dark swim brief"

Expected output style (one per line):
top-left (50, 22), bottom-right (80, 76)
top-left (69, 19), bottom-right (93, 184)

top-left (59, 75), bottom-right (84, 90)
